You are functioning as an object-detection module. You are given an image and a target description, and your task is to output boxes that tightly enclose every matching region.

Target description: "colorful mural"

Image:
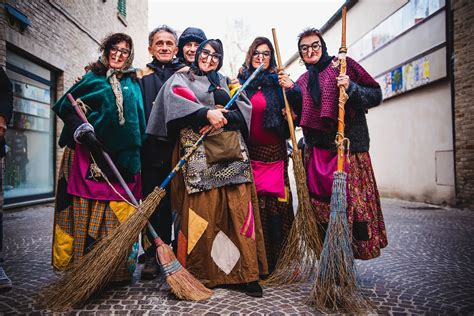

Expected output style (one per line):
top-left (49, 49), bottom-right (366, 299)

top-left (378, 55), bottom-right (431, 99)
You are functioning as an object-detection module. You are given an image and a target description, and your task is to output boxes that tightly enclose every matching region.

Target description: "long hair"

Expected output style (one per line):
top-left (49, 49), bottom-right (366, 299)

top-left (86, 33), bottom-right (134, 76)
top-left (243, 36), bottom-right (277, 73)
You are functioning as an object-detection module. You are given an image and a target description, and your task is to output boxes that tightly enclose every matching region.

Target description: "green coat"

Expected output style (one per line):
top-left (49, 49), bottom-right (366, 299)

top-left (53, 71), bottom-right (146, 174)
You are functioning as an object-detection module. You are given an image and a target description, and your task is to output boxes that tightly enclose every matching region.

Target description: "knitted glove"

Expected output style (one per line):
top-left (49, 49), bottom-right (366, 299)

top-left (74, 123), bottom-right (113, 179)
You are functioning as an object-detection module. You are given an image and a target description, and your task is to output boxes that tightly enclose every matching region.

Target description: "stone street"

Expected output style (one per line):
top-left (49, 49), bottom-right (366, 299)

top-left (1, 198), bottom-right (474, 315)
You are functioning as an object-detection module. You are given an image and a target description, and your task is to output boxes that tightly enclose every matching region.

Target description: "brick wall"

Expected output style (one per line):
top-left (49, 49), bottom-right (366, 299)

top-left (453, 0), bottom-right (474, 208)
top-left (0, 0), bottom-right (148, 199)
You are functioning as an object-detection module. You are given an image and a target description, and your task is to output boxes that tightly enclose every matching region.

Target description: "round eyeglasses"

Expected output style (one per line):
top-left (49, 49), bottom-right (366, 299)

top-left (299, 41), bottom-right (321, 55)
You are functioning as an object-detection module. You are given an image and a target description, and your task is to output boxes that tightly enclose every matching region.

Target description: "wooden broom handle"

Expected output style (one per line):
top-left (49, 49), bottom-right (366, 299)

top-left (272, 28), bottom-right (298, 151)
top-left (337, 6), bottom-right (348, 172)
top-left (67, 93), bottom-right (140, 207)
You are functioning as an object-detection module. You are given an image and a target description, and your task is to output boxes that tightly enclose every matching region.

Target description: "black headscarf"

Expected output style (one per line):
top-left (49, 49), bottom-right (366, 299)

top-left (191, 39), bottom-right (224, 92)
top-left (177, 27), bottom-right (207, 64)
top-left (298, 33), bottom-right (334, 105)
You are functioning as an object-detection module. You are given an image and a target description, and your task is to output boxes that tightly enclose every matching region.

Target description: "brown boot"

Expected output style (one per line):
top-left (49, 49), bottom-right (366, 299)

top-left (141, 253), bottom-right (159, 280)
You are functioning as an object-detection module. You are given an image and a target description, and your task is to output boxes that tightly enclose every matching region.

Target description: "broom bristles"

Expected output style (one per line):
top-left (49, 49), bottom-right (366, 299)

top-left (41, 187), bottom-right (166, 312)
top-left (264, 150), bottom-right (323, 286)
top-left (307, 171), bottom-right (373, 313)
top-left (156, 240), bottom-right (213, 301)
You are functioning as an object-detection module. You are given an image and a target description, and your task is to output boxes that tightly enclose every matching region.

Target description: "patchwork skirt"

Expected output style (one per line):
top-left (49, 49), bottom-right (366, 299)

top-left (171, 144), bottom-right (268, 287)
top-left (52, 147), bottom-right (133, 282)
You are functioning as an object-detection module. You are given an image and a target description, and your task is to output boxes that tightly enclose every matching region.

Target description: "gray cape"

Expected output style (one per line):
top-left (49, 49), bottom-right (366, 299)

top-left (146, 71), bottom-right (252, 138)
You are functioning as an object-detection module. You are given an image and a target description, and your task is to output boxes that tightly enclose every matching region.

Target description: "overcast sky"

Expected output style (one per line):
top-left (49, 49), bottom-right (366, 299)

top-left (148, 0), bottom-right (345, 77)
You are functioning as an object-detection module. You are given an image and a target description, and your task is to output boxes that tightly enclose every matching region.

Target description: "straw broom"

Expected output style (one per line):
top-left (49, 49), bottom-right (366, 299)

top-left (42, 94), bottom-right (211, 311)
top-left (42, 65), bottom-right (264, 311)
top-left (306, 6), bottom-right (373, 313)
top-left (264, 29), bottom-right (323, 285)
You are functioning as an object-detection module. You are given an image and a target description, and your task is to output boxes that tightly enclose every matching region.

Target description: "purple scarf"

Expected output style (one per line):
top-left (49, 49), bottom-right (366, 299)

top-left (297, 56), bottom-right (379, 132)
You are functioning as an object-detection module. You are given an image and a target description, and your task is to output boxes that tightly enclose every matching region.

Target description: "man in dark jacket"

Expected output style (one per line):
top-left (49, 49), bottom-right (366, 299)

top-left (137, 25), bottom-right (186, 280)
top-left (0, 67), bottom-right (13, 291)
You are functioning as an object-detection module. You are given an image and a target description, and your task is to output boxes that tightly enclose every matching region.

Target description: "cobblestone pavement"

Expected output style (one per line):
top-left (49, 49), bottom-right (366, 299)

top-left (1, 198), bottom-right (474, 315)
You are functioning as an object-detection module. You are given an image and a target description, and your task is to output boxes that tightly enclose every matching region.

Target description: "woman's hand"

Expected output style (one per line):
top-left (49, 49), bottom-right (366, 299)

top-left (207, 108), bottom-right (228, 130)
top-left (278, 70), bottom-right (294, 90)
top-left (337, 74), bottom-right (350, 90)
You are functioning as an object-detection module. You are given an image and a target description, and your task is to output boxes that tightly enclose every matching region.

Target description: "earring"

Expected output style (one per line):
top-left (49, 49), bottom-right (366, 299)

top-left (299, 58), bottom-right (304, 66)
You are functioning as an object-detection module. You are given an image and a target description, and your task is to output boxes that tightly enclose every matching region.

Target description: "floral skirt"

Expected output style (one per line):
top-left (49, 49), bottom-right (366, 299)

top-left (307, 149), bottom-right (388, 260)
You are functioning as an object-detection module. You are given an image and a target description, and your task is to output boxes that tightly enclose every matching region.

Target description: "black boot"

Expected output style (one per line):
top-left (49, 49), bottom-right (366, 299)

top-left (244, 281), bottom-right (263, 297)
top-left (140, 253), bottom-right (159, 280)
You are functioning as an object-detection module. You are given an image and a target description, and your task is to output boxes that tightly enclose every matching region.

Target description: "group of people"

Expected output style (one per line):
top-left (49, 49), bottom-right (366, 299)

top-left (50, 25), bottom-right (387, 298)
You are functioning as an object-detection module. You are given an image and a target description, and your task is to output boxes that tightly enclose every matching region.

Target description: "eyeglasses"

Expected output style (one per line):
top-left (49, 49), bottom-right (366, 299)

top-left (200, 49), bottom-right (221, 63)
top-left (110, 46), bottom-right (131, 57)
top-left (299, 41), bottom-right (321, 54)
top-left (252, 50), bottom-right (271, 58)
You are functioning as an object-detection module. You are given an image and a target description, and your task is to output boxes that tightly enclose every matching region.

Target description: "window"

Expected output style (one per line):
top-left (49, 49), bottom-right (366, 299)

top-left (117, 0), bottom-right (127, 25)
top-left (4, 50), bottom-right (55, 205)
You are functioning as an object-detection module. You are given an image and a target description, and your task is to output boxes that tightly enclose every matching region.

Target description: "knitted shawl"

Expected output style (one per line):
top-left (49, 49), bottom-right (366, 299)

top-left (296, 56), bottom-right (379, 133)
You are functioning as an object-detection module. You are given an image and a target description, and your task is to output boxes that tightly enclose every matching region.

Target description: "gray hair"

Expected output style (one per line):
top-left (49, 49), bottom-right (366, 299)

top-left (148, 25), bottom-right (178, 46)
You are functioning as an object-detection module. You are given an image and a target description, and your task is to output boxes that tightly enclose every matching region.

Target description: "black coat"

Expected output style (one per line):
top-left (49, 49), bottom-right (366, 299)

top-left (0, 68), bottom-right (14, 158)
top-left (138, 59), bottom-right (186, 122)
top-left (138, 59), bottom-right (186, 196)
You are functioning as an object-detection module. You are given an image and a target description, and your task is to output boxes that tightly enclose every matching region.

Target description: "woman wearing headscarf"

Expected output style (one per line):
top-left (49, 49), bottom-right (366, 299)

top-left (51, 33), bottom-right (146, 282)
top-left (177, 27), bottom-right (207, 66)
top-left (147, 39), bottom-right (268, 297)
top-left (237, 37), bottom-right (301, 273)
top-left (294, 28), bottom-right (387, 260)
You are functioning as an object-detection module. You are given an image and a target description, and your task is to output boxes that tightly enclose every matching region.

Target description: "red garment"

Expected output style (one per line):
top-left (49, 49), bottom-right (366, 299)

top-left (250, 159), bottom-right (285, 198)
top-left (249, 91), bottom-right (279, 145)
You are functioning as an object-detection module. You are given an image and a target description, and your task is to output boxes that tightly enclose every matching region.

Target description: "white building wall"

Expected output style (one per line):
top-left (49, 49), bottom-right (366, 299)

top-left (368, 80), bottom-right (454, 204)
top-left (285, 0), bottom-right (455, 205)
top-left (287, 0), bottom-right (408, 79)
